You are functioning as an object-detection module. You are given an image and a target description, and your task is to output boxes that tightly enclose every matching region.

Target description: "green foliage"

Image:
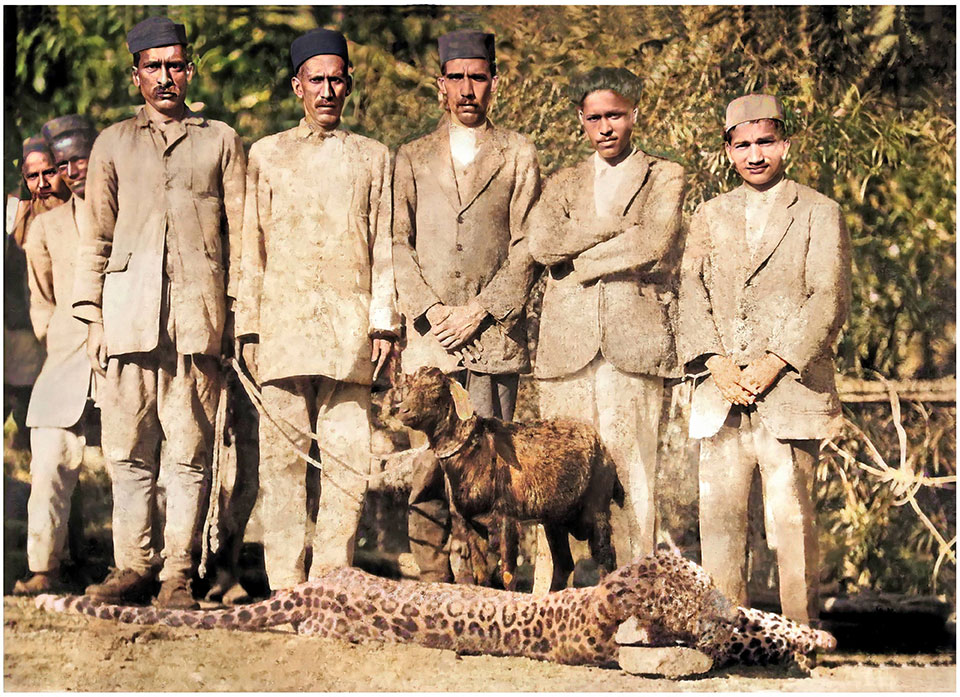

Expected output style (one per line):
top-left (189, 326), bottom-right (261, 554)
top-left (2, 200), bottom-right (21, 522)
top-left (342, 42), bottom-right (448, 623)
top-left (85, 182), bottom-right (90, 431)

top-left (6, 4), bottom-right (955, 381)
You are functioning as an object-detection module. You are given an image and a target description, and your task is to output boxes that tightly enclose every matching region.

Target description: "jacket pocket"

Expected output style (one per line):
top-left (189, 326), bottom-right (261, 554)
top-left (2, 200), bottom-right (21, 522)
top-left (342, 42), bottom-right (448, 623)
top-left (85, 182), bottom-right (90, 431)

top-left (104, 252), bottom-right (132, 273)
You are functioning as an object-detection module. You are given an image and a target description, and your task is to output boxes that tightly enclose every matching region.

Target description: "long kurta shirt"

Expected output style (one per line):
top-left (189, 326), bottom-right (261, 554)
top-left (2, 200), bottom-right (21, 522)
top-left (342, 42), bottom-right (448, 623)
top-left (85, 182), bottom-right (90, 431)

top-left (72, 106), bottom-right (246, 357)
top-left (234, 120), bottom-right (399, 386)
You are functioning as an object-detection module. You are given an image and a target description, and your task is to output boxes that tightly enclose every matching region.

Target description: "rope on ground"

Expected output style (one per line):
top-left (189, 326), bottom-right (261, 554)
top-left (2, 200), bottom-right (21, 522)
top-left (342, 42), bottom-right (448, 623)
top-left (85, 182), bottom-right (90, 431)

top-left (824, 373), bottom-right (956, 591)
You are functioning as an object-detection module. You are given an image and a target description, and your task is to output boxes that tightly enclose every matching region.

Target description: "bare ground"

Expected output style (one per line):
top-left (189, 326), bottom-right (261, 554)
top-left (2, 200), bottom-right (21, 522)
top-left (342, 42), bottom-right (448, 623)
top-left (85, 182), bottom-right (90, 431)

top-left (3, 596), bottom-right (955, 693)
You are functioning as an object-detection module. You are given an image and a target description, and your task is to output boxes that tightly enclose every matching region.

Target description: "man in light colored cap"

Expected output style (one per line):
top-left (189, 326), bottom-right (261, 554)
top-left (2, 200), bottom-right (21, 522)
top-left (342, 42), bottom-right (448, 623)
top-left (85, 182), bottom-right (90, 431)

top-left (72, 15), bottom-right (246, 608)
top-left (13, 115), bottom-right (99, 595)
top-left (392, 28), bottom-right (540, 584)
top-left (235, 27), bottom-right (398, 591)
top-left (677, 93), bottom-right (852, 623)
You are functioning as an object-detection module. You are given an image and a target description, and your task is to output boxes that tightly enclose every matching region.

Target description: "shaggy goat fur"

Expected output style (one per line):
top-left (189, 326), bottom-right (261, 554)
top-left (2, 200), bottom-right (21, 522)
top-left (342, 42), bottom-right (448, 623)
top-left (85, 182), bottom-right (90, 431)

top-left (391, 366), bottom-right (623, 590)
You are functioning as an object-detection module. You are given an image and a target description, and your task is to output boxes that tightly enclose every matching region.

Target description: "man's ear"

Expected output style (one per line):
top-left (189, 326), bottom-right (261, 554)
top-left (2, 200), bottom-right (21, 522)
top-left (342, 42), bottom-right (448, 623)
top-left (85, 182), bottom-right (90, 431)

top-left (185, 62), bottom-right (196, 83)
top-left (345, 74), bottom-right (353, 96)
top-left (291, 75), bottom-right (303, 99)
top-left (131, 67), bottom-right (141, 89)
top-left (577, 110), bottom-right (585, 129)
top-left (490, 74), bottom-right (499, 94)
top-left (724, 141), bottom-right (733, 163)
top-left (781, 138), bottom-right (791, 159)
top-left (436, 75), bottom-right (447, 97)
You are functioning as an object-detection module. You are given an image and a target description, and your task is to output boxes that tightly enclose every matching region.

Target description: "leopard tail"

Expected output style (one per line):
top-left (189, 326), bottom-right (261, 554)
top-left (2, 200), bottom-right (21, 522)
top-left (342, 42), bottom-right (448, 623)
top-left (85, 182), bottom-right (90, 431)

top-left (35, 590), bottom-right (308, 631)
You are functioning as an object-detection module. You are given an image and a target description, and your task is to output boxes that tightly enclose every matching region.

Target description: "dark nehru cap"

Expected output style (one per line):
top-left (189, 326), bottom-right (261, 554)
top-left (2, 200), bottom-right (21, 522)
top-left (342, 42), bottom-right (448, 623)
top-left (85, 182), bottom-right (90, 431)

top-left (291, 28), bottom-right (349, 73)
top-left (438, 30), bottom-right (496, 70)
top-left (127, 16), bottom-right (188, 54)
top-left (22, 134), bottom-right (52, 161)
top-left (42, 115), bottom-right (98, 160)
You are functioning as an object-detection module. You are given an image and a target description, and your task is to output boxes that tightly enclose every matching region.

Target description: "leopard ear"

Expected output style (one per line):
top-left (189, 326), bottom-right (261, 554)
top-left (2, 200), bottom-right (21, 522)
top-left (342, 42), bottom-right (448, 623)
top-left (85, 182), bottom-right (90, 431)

top-left (448, 379), bottom-right (474, 420)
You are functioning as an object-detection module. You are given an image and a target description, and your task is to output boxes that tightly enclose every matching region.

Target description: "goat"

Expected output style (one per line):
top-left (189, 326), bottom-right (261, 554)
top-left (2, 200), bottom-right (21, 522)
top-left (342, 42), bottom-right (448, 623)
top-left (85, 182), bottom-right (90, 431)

top-left (390, 366), bottom-right (623, 591)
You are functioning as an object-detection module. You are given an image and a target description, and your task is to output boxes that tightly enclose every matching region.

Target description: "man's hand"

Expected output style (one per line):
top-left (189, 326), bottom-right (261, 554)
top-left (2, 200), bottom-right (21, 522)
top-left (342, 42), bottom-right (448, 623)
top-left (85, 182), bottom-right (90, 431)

top-left (240, 340), bottom-right (259, 383)
top-left (431, 298), bottom-right (487, 351)
top-left (425, 303), bottom-right (452, 328)
top-left (737, 353), bottom-right (787, 398)
top-left (86, 322), bottom-right (108, 376)
top-left (371, 337), bottom-right (395, 381)
top-left (705, 354), bottom-right (754, 406)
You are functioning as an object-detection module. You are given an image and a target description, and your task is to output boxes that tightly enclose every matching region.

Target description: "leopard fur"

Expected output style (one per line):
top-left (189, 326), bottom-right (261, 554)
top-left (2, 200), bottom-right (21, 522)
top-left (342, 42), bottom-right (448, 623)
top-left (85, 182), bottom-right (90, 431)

top-left (36, 551), bottom-right (835, 674)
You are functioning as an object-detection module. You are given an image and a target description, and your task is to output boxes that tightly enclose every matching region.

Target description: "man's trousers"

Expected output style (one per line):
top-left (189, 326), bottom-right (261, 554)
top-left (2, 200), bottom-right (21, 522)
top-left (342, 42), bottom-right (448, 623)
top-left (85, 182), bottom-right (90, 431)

top-left (258, 376), bottom-right (372, 590)
top-left (698, 407), bottom-right (820, 624)
top-left (538, 354), bottom-right (662, 561)
top-left (100, 346), bottom-right (220, 583)
top-left (407, 370), bottom-right (519, 582)
top-left (26, 420), bottom-right (86, 573)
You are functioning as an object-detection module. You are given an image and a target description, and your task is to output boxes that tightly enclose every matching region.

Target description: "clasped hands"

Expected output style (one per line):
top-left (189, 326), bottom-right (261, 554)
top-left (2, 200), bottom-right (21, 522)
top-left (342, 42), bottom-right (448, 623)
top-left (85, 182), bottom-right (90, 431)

top-left (705, 352), bottom-right (787, 406)
top-left (426, 299), bottom-right (486, 362)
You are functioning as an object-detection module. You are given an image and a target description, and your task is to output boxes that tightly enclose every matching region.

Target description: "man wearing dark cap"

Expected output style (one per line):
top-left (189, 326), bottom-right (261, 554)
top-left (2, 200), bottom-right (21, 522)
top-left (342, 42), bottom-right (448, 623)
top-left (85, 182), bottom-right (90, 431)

top-left (528, 67), bottom-right (686, 587)
top-left (4, 136), bottom-right (70, 451)
top-left (72, 16), bottom-right (246, 608)
top-left (13, 116), bottom-right (99, 595)
top-left (235, 28), bottom-right (398, 590)
top-left (392, 29), bottom-right (541, 583)
top-left (678, 94), bottom-right (851, 623)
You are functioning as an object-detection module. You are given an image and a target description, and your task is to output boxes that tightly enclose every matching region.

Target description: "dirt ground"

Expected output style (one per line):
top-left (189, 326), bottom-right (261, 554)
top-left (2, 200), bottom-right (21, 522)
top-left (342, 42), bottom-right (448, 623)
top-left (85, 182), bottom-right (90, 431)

top-left (3, 596), bottom-right (955, 693)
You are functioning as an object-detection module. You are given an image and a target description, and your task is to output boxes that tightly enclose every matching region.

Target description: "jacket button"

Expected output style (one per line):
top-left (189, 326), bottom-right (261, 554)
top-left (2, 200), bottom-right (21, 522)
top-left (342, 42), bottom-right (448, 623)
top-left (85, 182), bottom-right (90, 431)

top-left (740, 341), bottom-right (748, 351)
top-left (454, 271), bottom-right (462, 278)
top-left (457, 214), bottom-right (464, 224)
top-left (739, 310), bottom-right (747, 319)
top-left (456, 243), bottom-right (464, 252)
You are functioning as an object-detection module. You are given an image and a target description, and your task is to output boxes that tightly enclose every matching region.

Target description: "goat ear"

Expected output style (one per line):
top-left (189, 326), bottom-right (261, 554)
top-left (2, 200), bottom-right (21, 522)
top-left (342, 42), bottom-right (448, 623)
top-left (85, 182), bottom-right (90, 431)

top-left (448, 380), bottom-right (475, 420)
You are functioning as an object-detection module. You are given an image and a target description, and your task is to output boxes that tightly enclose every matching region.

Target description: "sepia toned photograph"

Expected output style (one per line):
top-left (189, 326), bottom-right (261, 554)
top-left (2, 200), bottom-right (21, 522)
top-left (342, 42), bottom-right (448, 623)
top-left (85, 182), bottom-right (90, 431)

top-left (3, 4), bottom-right (955, 691)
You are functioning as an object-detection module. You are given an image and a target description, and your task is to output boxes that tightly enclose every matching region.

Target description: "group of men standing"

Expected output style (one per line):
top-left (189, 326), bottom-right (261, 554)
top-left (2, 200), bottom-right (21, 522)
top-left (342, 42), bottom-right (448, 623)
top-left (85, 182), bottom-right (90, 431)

top-left (10, 16), bottom-right (850, 628)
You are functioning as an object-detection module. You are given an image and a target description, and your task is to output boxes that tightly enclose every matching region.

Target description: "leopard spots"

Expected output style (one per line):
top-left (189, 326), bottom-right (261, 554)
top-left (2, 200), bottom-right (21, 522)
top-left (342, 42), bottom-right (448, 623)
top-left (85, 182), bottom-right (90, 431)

top-left (35, 552), bottom-right (834, 674)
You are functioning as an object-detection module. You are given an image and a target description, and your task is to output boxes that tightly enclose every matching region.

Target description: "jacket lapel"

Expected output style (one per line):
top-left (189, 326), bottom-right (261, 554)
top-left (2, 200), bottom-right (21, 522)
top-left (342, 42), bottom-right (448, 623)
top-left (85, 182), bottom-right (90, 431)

top-left (458, 125), bottom-right (505, 215)
top-left (745, 179), bottom-right (797, 284)
top-left (427, 120), bottom-right (464, 212)
top-left (611, 148), bottom-right (651, 217)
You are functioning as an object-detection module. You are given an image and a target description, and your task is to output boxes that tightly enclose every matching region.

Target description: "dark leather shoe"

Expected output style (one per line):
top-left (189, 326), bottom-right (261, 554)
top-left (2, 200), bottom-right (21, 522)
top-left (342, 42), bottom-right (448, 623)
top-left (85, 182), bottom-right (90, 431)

top-left (85, 568), bottom-right (154, 603)
top-left (13, 572), bottom-right (65, 595)
top-left (155, 578), bottom-right (199, 610)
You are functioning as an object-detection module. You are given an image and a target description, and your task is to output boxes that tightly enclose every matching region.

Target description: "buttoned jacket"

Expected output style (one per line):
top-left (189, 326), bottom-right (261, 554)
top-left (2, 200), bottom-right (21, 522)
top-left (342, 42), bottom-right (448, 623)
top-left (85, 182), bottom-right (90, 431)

top-left (23, 197), bottom-right (95, 428)
top-left (72, 107), bottom-right (246, 357)
top-left (528, 148), bottom-right (686, 379)
top-left (392, 116), bottom-right (541, 375)
top-left (677, 179), bottom-right (852, 439)
top-left (234, 122), bottom-right (399, 385)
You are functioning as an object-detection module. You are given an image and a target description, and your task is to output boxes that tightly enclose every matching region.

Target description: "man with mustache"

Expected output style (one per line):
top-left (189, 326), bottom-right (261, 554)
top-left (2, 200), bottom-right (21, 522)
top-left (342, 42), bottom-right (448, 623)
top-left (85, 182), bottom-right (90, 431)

top-left (14, 116), bottom-right (99, 595)
top-left (677, 94), bottom-right (851, 623)
top-left (235, 28), bottom-right (398, 591)
top-left (392, 29), bottom-right (541, 583)
top-left (4, 136), bottom-right (70, 451)
top-left (72, 16), bottom-right (246, 608)
top-left (528, 68), bottom-right (686, 575)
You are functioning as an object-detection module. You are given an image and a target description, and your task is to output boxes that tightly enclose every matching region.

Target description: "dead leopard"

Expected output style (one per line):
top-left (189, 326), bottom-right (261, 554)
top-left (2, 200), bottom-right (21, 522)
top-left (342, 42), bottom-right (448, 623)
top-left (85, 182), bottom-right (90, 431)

top-left (37, 550), bottom-right (835, 674)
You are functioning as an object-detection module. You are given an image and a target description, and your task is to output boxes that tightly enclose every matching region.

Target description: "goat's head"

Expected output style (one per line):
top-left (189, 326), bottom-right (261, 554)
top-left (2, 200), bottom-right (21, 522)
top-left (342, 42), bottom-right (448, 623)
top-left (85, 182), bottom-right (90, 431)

top-left (388, 367), bottom-right (474, 433)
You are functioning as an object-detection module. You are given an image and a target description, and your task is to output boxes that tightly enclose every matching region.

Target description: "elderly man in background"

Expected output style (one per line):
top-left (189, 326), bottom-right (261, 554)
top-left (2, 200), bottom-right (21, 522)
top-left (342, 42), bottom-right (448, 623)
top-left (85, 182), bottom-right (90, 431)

top-left (13, 116), bottom-right (99, 595)
top-left (235, 28), bottom-right (398, 591)
top-left (677, 94), bottom-right (851, 624)
top-left (72, 16), bottom-right (246, 608)
top-left (4, 136), bottom-right (70, 451)
top-left (392, 29), bottom-right (541, 583)
top-left (528, 67), bottom-right (686, 583)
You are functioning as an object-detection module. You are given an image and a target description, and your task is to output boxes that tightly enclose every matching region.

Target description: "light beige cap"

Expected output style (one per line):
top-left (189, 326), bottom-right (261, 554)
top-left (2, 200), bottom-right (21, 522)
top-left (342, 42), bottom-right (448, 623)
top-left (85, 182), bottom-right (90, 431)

top-left (724, 93), bottom-right (784, 132)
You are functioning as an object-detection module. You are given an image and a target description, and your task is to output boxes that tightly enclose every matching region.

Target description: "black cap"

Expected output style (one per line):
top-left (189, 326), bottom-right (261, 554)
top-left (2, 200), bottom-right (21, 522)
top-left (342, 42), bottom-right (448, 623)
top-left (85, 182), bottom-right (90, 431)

top-left (42, 115), bottom-right (98, 162)
top-left (291, 28), bottom-right (349, 74)
top-left (22, 134), bottom-right (52, 161)
top-left (438, 30), bottom-right (495, 71)
top-left (127, 16), bottom-right (188, 54)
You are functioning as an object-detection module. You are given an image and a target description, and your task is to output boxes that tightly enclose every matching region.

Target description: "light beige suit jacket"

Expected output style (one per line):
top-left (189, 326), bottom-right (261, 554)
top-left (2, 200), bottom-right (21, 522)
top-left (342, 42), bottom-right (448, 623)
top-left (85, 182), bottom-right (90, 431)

top-left (677, 179), bottom-right (852, 440)
top-left (23, 197), bottom-right (94, 428)
top-left (392, 116), bottom-right (541, 375)
top-left (529, 149), bottom-right (686, 379)
top-left (72, 107), bottom-right (246, 357)
top-left (234, 122), bottom-right (399, 385)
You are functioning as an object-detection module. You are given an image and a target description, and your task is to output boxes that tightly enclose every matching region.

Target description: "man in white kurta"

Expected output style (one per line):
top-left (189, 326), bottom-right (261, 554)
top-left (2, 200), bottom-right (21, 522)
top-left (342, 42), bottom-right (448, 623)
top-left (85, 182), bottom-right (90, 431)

top-left (235, 29), bottom-right (399, 590)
